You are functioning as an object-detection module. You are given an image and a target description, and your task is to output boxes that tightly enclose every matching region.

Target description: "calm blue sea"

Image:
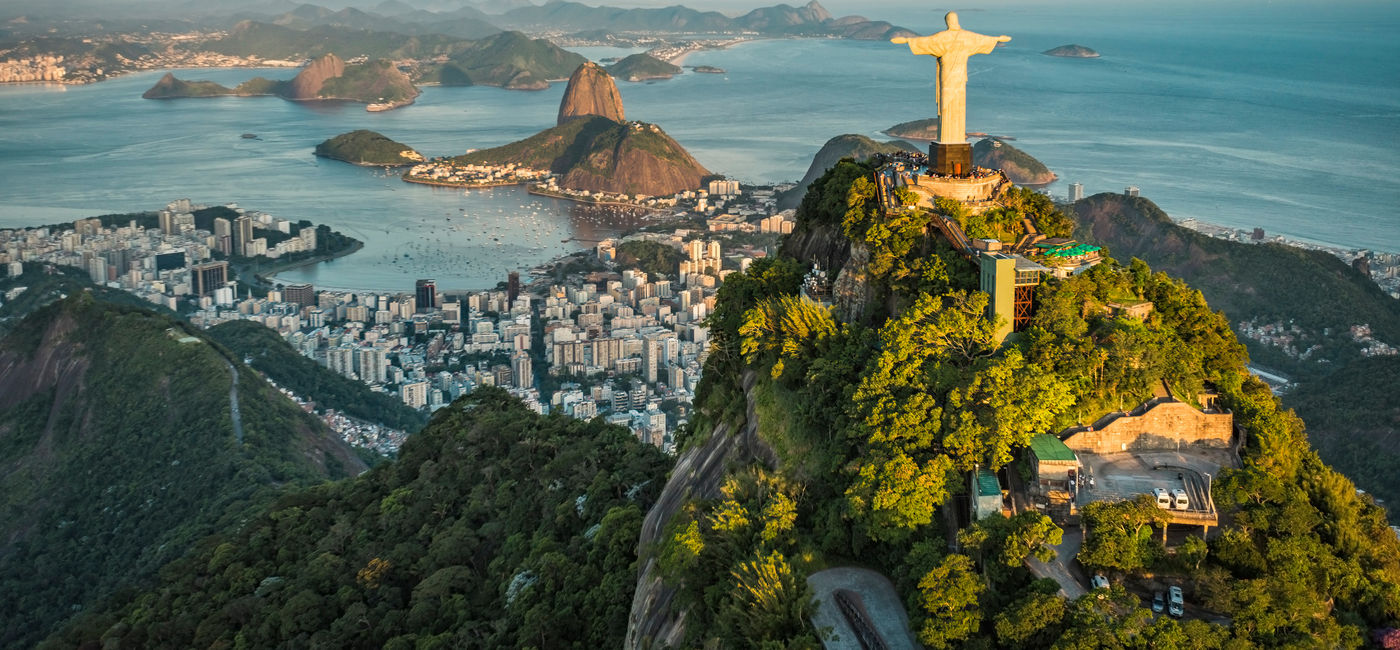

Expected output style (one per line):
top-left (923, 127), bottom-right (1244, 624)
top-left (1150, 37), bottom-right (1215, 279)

top-left (0, 1), bottom-right (1396, 290)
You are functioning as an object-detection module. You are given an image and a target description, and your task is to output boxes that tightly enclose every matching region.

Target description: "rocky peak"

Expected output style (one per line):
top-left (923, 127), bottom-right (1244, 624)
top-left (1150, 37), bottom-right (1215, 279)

top-left (557, 61), bottom-right (625, 126)
top-left (283, 52), bottom-right (346, 100)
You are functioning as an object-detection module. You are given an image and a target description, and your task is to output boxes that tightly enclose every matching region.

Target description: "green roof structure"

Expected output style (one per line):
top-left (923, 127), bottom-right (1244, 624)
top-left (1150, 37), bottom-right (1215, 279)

top-left (976, 469), bottom-right (1001, 497)
top-left (1030, 434), bottom-right (1076, 462)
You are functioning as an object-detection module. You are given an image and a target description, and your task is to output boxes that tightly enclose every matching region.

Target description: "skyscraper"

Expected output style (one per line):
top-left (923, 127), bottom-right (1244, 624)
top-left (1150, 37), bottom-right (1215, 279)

top-left (213, 217), bottom-right (233, 256)
top-left (158, 210), bottom-right (176, 236)
top-left (284, 283), bottom-right (315, 307)
top-left (234, 215), bottom-right (254, 257)
top-left (415, 279), bottom-right (438, 312)
top-left (1068, 182), bottom-right (1084, 202)
top-left (190, 261), bottom-right (228, 296)
top-left (511, 351), bottom-right (533, 389)
top-left (507, 271), bottom-right (520, 304)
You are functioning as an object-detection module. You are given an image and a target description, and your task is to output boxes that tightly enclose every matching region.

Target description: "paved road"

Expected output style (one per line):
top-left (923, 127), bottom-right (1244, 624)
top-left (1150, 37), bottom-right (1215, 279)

top-left (224, 360), bottom-right (244, 445)
top-left (808, 568), bottom-right (919, 650)
top-left (1027, 527), bottom-right (1087, 599)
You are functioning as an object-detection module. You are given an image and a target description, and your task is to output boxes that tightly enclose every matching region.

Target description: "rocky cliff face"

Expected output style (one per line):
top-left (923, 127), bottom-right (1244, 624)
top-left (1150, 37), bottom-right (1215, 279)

top-left (459, 115), bottom-right (709, 197)
top-left (625, 370), bottom-right (777, 649)
top-left (557, 61), bottom-right (625, 125)
top-left (282, 52), bottom-right (346, 100)
top-left (558, 121), bottom-right (708, 196)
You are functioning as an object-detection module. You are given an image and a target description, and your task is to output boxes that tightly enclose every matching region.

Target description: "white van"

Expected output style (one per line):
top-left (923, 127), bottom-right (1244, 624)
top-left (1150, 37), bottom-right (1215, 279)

top-left (1153, 487), bottom-right (1171, 509)
top-left (1171, 488), bottom-right (1189, 511)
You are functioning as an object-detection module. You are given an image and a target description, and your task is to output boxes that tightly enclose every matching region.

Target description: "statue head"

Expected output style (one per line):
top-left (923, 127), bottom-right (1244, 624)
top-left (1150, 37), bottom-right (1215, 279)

top-left (945, 11), bottom-right (961, 30)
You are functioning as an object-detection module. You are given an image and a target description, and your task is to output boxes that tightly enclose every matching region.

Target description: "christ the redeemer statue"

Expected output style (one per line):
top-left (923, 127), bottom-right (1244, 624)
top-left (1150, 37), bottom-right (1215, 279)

top-left (893, 12), bottom-right (1009, 176)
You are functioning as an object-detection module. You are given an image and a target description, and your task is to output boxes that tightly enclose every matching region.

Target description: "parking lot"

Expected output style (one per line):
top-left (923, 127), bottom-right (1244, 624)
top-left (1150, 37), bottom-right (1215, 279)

top-left (1073, 449), bottom-right (1234, 515)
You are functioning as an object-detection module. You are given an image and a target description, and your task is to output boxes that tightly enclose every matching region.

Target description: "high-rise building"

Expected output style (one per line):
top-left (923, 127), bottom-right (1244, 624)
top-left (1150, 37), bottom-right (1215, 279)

top-left (511, 351), bottom-right (533, 389)
top-left (415, 279), bottom-right (438, 312)
top-left (213, 217), bottom-right (233, 256)
top-left (401, 380), bottom-right (429, 409)
top-left (154, 250), bottom-right (185, 272)
top-left (190, 260), bottom-right (228, 296)
top-left (356, 347), bottom-right (388, 384)
top-left (158, 210), bottom-right (176, 236)
top-left (1068, 182), bottom-right (1084, 202)
top-left (234, 215), bottom-right (255, 257)
top-left (284, 283), bottom-right (315, 307)
top-left (87, 258), bottom-right (107, 284)
top-left (642, 337), bottom-right (659, 384)
top-left (507, 271), bottom-right (520, 304)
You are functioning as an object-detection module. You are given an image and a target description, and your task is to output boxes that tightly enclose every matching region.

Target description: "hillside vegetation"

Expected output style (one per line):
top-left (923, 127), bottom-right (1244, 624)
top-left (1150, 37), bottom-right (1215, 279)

top-left (0, 294), bottom-right (362, 648)
top-left (457, 115), bottom-right (709, 196)
top-left (1074, 192), bottom-right (1400, 504)
top-left (47, 388), bottom-right (672, 649)
top-left (315, 130), bottom-right (423, 166)
top-left (430, 31), bottom-right (587, 90)
top-left (607, 53), bottom-right (682, 81)
top-left (641, 161), bottom-right (1400, 647)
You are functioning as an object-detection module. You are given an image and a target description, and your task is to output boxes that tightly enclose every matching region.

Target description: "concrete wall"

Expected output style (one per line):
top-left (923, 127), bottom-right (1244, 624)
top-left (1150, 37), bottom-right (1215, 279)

top-left (904, 173), bottom-right (1005, 204)
top-left (1062, 399), bottom-right (1232, 455)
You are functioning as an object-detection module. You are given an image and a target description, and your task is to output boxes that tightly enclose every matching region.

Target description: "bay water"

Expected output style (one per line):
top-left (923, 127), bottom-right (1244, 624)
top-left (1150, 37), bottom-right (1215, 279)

top-left (0, 1), bottom-right (1395, 290)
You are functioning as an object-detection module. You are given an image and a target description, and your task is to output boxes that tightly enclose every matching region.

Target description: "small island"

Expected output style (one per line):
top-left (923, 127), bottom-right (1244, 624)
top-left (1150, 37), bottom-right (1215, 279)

top-left (1043, 44), bottom-right (1100, 58)
top-left (691, 65), bottom-right (726, 74)
top-left (315, 130), bottom-right (424, 167)
top-left (883, 117), bottom-right (941, 141)
top-left (606, 53), bottom-right (683, 82)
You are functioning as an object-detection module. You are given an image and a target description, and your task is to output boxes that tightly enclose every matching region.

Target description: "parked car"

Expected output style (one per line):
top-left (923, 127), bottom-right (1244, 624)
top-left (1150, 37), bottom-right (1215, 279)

top-left (1152, 591), bottom-right (1166, 614)
top-left (1171, 488), bottom-right (1190, 510)
top-left (1092, 574), bottom-right (1110, 590)
top-left (1153, 487), bottom-right (1172, 508)
top-left (1168, 585), bottom-right (1185, 617)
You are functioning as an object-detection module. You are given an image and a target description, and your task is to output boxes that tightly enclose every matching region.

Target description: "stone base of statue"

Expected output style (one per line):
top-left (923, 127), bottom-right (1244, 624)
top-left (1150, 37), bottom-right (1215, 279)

top-left (903, 167), bottom-right (1009, 208)
top-left (931, 142), bottom-right (973, 177)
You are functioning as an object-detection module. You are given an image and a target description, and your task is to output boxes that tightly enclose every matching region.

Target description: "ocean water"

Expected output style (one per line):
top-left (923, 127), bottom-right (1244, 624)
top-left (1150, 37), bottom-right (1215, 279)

top-left (0, 2), bottom-right (1395, 291)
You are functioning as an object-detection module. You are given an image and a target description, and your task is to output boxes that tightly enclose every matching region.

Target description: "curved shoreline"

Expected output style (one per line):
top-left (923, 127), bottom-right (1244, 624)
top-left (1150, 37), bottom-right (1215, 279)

top-left (260, 239), bottom-right (364, 285)
top-left (401, 176), bottom-right (528, 190)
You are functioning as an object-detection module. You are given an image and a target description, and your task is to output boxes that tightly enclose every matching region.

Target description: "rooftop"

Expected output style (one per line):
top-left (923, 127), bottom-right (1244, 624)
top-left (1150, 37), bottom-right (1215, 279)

top-left (1030, 434), bottom-right (1077, 462)
top-left (976, 468), bottom-right (1001, 497)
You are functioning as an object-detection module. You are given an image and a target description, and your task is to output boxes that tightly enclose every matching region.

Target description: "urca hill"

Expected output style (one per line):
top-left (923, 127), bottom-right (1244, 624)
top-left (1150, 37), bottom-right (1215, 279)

top-left (455, 62), bottom-right (709, 198)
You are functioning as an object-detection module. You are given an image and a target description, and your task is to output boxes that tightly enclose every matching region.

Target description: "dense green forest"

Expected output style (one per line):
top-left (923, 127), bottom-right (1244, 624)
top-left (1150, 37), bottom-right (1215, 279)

top-left (651, 160), bottom-right (1400, 647)
top-left (46, 388), bottom-right (671, 649)
top-left (0, 294), bottom-right (361, 648)
top-left (207, 319), bottom-right (429, 433)
top-left (315, 129), bottom-right (422, 166)
top-left (1073, 192), bottom-right (1400, 504)
top-left (615, 239), bottom-right (683, 279)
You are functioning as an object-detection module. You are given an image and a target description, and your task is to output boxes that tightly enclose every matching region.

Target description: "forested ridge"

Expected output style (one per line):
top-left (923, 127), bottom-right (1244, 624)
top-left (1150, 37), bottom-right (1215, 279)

top-left (648, 159), bottom-right (1400, 647)
top-left (45, 388), bottom-right (671, 649)
top-left (0, 293), bottom-right (361, 648)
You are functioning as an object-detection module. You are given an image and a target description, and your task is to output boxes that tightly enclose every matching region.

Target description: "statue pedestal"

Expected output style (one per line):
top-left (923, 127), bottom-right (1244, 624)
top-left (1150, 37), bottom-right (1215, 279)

top-left (930, 142), bottom-right (973, 177)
